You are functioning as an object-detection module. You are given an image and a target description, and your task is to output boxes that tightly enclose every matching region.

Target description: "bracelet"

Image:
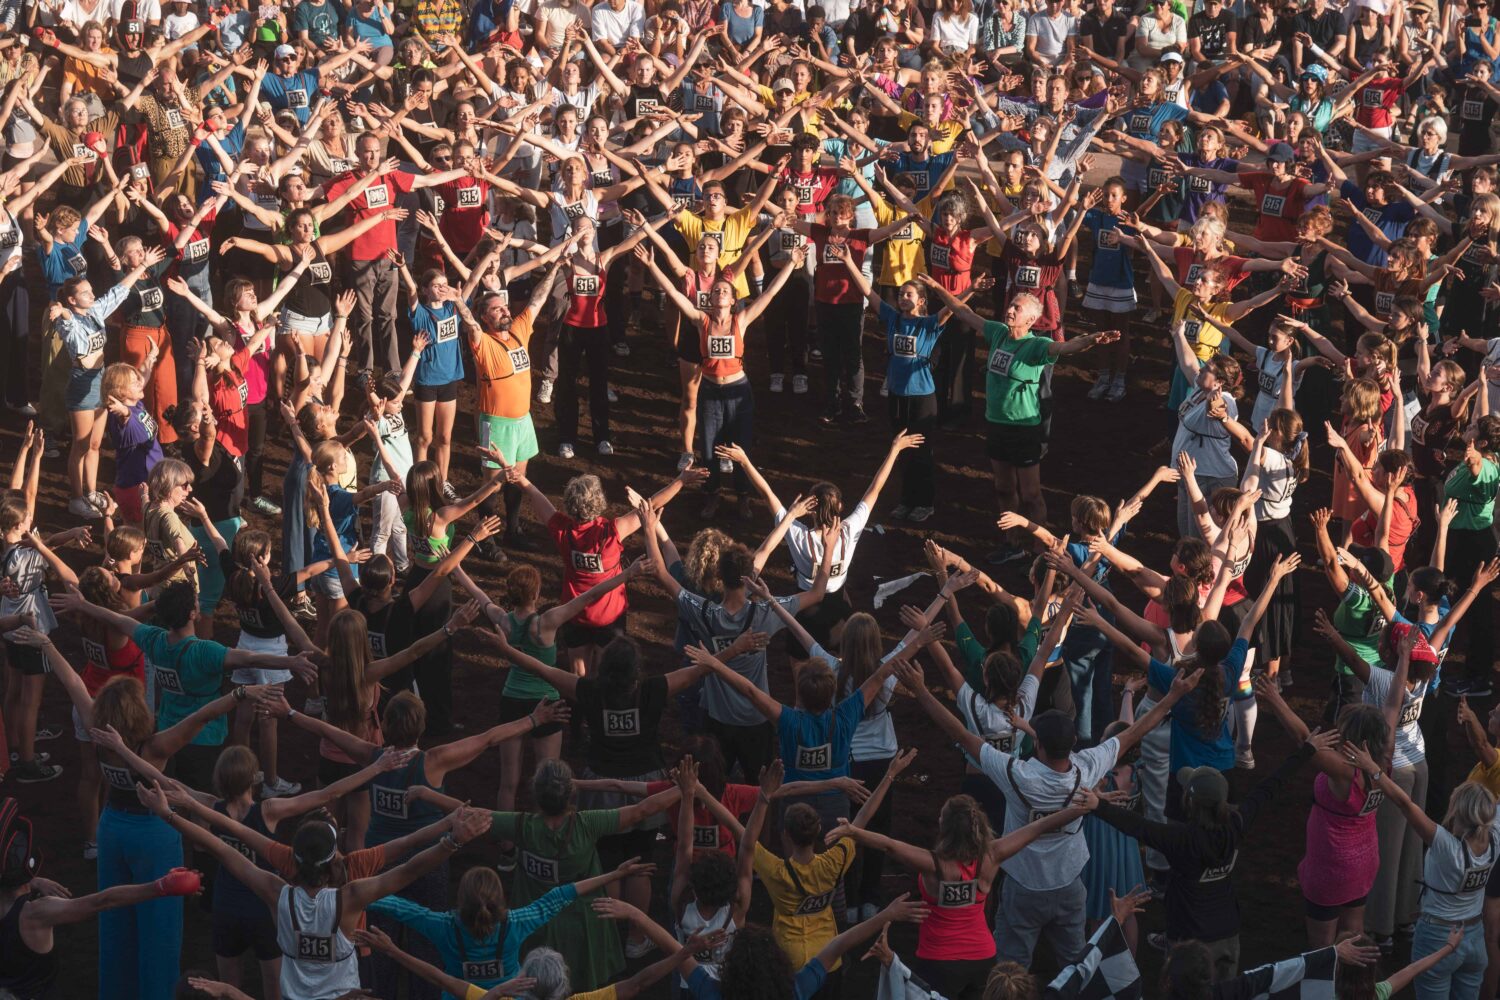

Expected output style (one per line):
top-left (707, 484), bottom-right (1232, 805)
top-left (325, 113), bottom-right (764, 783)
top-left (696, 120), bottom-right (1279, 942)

top-left (287, 708), bottom-right (298, 720)
top-left (440, 833), bottom-right (460, 851)
top-left (443, 623), bottom-right (455, 638)
top-left (528, 713), bottom-right (538, 731)
top-left (232, 686), bottom-right (246, 702)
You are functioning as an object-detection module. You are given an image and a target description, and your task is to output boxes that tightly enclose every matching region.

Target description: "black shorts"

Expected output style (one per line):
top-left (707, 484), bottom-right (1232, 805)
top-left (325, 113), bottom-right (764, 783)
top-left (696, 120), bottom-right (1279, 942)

top-left (4, 641), bottom-right (48, 677)
top-left (166, 742), bottom-right (223, 794)
top-left (213, 905), bottom-right (279, 960)
top-left (985, 420), bottom-right (1048, 468)
top-left (414, 380), bottom-right (460, 403)
top-left (560, 614), bottom-right (628, 651)
top-left (499, 693), bottom-right (565, 738)
top-left (1304, 894), bottom-right (1368, 920)
top-left (597, 827), bottom-right (659, 869)
top-left (318, 755), bottom-right (362, 788)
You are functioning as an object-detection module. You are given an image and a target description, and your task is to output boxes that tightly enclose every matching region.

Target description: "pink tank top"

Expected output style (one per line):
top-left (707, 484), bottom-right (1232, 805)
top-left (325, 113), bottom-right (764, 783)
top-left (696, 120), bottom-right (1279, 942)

top-left (915, 857), bottom-right (995, 961)
top-left (1298, 771), bottom-right (1381, 906)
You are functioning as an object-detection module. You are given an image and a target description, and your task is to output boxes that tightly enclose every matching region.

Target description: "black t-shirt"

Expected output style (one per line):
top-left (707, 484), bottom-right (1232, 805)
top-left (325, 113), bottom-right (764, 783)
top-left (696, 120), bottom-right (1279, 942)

top-left (576, 674), bottom-right (668, 777)
top-left (1080, 9), bottom-right (1131, 55)
top-left (1188, 10), bottom-right (1233, 57)
top-left (349, 589), bottom-right (416, 662)
top-left (1235, 11), bottom-right (1285, 51)
top-left (1294, 7), bottom-right (1344, 50)
top-left (182, 442), bottom-right (244, 522)
top-left (218, 548), bottom-right (298, 639)
top-left (1454, 82), bottom-right (1499, 156)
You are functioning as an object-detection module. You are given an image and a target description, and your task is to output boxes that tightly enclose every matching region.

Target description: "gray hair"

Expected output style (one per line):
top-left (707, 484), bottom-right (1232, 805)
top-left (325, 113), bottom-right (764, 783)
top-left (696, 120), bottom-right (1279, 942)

top-left (531, 758), bottom-right (574, 817)
top-left (561, 474), bottom-right (607, 521)
top-left (518, 948), bottom-right (570, 1000)
top-left (147, 458), bottom-right (193, 503)
top-left (115, 235), bottom-right (142, 258)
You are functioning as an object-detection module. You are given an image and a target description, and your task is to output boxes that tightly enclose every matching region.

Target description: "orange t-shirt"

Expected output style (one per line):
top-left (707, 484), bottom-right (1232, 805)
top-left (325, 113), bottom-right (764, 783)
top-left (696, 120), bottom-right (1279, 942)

top-left (698, 314), bottom-right (745, 379)
top-left (473, 310), bottom-right (535, 419)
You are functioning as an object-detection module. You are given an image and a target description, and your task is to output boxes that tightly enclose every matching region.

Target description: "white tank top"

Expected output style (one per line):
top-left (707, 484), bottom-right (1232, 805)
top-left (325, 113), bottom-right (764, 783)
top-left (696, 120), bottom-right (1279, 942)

top-left (548, 188), bottom-right (599, 249)
top-left (277, 885), bottom-right (360, 1000)
top-left (678, 901), bottom-right (736, 987)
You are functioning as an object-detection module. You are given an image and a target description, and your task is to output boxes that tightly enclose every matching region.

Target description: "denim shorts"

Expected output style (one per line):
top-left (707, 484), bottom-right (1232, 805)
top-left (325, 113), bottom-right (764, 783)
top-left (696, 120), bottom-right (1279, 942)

top-left (66, 365), bottom-right (103, 411)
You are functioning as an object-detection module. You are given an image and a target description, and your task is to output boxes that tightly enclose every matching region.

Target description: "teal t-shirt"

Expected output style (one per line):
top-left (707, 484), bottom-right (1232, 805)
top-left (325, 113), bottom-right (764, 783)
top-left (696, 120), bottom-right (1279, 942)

top-left (133, 624), bottom-right (230, 745)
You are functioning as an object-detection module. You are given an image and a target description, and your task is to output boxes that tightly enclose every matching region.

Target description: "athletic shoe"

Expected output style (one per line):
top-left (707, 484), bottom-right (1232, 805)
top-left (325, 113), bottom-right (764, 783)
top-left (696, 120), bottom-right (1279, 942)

top-left (496, 847), bottom-right (518, 873)
top-left (9, 753), bottom-right (49, 764)
top-left (262, 777), bottom-right (303, 797)
top-left (624, 938), bottom-right (656, 960)
top-left (879, 382), bottom-right (889, 397)
top-left (291, 593), bottom-right (317, 625)
top-left (848, 408), bottom-right (869, 425)
top-left (613, 341), bottom-right (631, 357)
top-left (908, 506), bottom-right (934, 523)
top-left (677, 452), bottom-right (695, 472)
top-left (11, 760), bottom-right (61, 783)
top-left (303, 697), bottom-right (326, 718)
top-left (987, 546), bottom-right (1028, 566)
top-left (769, 373), bottom-right (785, 393)
top-left (607, 387), bottom-right (618, 403)
top-left (1105, 373), bottom-right (1127, 403)
top-left (597, 440), bottom-right (614, 456)
top-left (1143, 308), bottom-right (1164, 323)
top-left (889, 504), bottom-right (911, 520)
top-left (859, 903), bottom-right (880, 921)
top-left (34, 727), bottom-right (60, 742)
top-left (42, 440), bottom-right (60, 459)
top-left (68, 496), bottom-right (104, 519)
top-left (251, 496), bottom-right (282, 515)
top-left (83, 841), bottom-right (98, 860)
top-left (1235, 751), bottom-right (1255, 770)
top-left (442, 481), bottom-right (461, 504)
top-left (810, 348), bottom-right (823, 361)
top-left (792, 374), bottom-right (808, 394)
top-left (1147, 932), bottom-right (1169, 952)
top-left (1088, 372), bottom-right (1113, 400)
top-left (558, 443), bottom-right (575, 459)
top-left (718, 458), bottom-right (733, 474)
top-left (536, 379), bottom-right (554, 404)
top-left (6, 403), bottom-right (35, 417)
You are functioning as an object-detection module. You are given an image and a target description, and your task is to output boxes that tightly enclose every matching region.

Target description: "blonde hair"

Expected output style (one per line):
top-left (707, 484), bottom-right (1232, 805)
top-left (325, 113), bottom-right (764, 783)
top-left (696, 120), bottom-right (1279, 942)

top-left (1342, 377), bottom-right (1383, 425)
top-left (305, 440), bottom-right (349, 528)
top-left (684, 528), bottom-right (733, 595)
top-left (1442, 782), bottom-right (1497, 841)
top-left (100, 363), bottom-right (143, 408)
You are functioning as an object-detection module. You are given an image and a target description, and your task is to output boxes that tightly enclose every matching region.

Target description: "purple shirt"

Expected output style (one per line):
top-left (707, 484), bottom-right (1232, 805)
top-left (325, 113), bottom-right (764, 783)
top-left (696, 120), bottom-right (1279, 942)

top-left (1178, 153), bottom-right (1240, 224)
top-left (109, 402), bottom-right (163, 488)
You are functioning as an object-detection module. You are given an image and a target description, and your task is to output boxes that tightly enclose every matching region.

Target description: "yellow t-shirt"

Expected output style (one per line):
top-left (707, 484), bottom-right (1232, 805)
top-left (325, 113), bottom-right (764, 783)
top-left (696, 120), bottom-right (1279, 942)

top-left (896, 113), bottom-right (964, 154)
top-left (1469, 756), bottom-right (1500, 797)
top-left (676, 207), bottom-right (757, 296)
top-left (752, 839), bottom-right (855, 971)
top-left (875, 192), bottom-right (935, 287)
top-left (1171, 287), bottom-right (1231, 362)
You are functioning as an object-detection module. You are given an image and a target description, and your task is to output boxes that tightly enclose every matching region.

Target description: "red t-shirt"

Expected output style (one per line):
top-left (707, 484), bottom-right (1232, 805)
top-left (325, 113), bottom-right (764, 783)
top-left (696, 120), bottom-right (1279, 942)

top-left (779, 168), bottom-right (840, 216)
top-left (811, 224), bottom-right (872, 305)
top-left (548, 512), bottom-right (625, 627)
top-left (1172, 247), bottom-right (1249, 292)
top-left (324, 169), bottom-right (416, 260)
top-left (436, 175), bottom-right (491, 252)
top-left (1241, 173), bottom-right (1310, 243)
top-left (209, 347), bottom-right (251, 457)
top-left (1351, 486), bottom-right (1418, 572)
top-left (1000, 244), bottom-right (1064, 332)
top-left (79, 629), bottom-right (145, 695)
top-left (929, 228), bottom-right (976, 293)
top-left (563, 266), bottom-right (608, 328)
top-left (1354, 78), bottom-right (1403, 129)
top-left (646, 780), bottom-right (758, 857)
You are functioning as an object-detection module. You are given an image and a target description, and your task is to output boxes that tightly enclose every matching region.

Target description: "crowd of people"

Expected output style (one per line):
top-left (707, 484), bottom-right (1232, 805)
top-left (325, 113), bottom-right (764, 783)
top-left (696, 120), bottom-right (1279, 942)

top-left (6, 0), bottom-right (1500, 995)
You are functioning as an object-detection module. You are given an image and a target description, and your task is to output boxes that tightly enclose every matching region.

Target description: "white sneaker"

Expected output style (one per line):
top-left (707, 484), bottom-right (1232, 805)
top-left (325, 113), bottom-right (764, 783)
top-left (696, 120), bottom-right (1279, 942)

top-left (82, 841), bottom-right (97, 860)
top-left (890, 504), bottom-right (910, 520)
top-left (844, 908), bottom-right (860, 925)
top-left (769, 373), bottom-right (785, 393)
top-left (597, 440), bottom-right (614, 456)
top-left (1106, 374), bottom-right (1127, 403)
top-left (908, 506), bottom-right (934, 523)
top-left (859, 903), bottom-right (880, 921)
top-left (303, 697), bottom-right (326, 718)
top-left (792, 374), bottom-right (808, 394)
top-left (68, 496), bottom-right (103, 519)
top-left (879, 382), bottom-right (889, 397)
top-left (536, 379), bottom-right (554, 404)
top-left (624, 937), bottom-right (655, 959)
top-left (262, 777), bottom-right (302, 797)
top-left (1088, 372), bottom-right (1113, 400)
top-left (606, 387), bottom-right (618, 403)
top-left (613, 341), bottom-right (631, 357)
top-left (677, 452), bottom-right (695, 472)
top-left (558, 443), bottom-right (575, 459)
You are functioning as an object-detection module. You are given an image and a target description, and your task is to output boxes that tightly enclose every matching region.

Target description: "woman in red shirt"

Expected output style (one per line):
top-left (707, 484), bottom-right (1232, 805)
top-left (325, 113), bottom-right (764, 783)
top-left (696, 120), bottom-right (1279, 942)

top-left (1178, 142), bottom-right (1330, 242)
top-left (638, 241), bottom-right (802, 517)
top-left (998, 192), bottom-right (1092, 341)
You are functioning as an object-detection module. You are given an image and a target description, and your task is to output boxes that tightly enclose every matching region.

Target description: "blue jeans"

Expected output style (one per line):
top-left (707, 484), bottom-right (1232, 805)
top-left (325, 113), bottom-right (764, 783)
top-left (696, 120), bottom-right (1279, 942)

top-left (1413, 917), bottom-right (1486, 1000)
top-left (97, 807), bottom-right (183, 1000)
top-left (1063, 626), bottom-right (1114, 745)
top-left (282, 456), bottom-right (310, 587)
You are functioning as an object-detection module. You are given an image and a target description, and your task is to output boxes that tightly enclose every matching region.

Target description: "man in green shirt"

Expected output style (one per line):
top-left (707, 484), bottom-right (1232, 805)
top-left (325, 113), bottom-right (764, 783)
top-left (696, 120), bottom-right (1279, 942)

top-left (918, 277), bottom-right (1117, 563)
top-left (1442, 448), bottom-right (1500, 694)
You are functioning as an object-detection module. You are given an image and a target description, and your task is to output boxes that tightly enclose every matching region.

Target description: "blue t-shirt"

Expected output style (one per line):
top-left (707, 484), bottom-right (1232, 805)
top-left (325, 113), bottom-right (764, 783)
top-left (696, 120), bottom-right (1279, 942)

top-left (719, 1), bottom-right (762, 46)
top-left (1338, 180), bottom-right (1415, 267)
top-left (688, 958), bottom-right (826, 999)
top-left (346, 5), bottom-right (392, 46)
top-left (1148, 637), bottom-right (1252, 771)
top-left (411, 302), bottom-right (465, 385)
top-left (889, 151), bottom-right (955, 202)
top-left (132, 625), bottom-right (231, 745)
top-left (778, 693), bottom-right (865, 781)
top-left (38, 231), bottom-right (90, 299)
top-left (1082, 209), bottom-right (1134, 288)
top-left (878, 302), bottom-right (942, 397)
top-left (1115, 101), bottom-right (1189, 188)
top-left (310, 484), bottom-right (358, 564)
top-left (196, 122), bottom-right (246, 196)
top-left (1190, 80), bottom-right (1229, 116)
top-left (259, 69), bottom-right (321, 124)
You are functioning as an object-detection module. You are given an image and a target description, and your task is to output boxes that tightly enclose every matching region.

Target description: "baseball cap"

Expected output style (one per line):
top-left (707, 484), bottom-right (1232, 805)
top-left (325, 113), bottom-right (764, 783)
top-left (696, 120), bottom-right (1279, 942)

top-left (274, 43), bottom-right (297, 59)
top-left (1346, 543), bottom-right (1394, 584)
top-left (1266, 141), bottom-right (1296, 162)
top-left (1177, 766), bottom-right (1229, 807)
top-left (1160, 50), bottom-right (1184, 63)
top-left (772, 78), bottom-right (795, 93)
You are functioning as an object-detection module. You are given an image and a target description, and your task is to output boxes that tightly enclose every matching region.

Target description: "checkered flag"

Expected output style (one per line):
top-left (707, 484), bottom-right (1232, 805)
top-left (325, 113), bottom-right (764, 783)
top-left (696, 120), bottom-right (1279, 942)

top-left (1239, 945), bottom-right (1337, 1000)
top-left (1044, 917), bottom-right (1141, 1000)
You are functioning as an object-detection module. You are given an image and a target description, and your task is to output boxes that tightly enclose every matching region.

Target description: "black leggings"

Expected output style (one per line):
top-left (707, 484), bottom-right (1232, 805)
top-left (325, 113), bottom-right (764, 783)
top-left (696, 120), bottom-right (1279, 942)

top-left (1450, 524), bottom-right (1498, 683)
top-left (845, 757), bottom-right (894, 909)
top-left (763, 270), bottom-right (810, 375)
top-left (555, 323), bottom-right (611, 446)
top-left (0, 268), bottom-right (28, 407)
top-left (245, 401), bottom-right (268, 499)
top-left (887, 391), bottom-right (938, 507)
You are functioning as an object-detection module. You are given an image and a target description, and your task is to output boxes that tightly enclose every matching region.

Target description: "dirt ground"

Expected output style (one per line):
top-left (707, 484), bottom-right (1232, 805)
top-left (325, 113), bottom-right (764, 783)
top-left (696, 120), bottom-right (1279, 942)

top-left (8, 205), bottom-right (1484, 997)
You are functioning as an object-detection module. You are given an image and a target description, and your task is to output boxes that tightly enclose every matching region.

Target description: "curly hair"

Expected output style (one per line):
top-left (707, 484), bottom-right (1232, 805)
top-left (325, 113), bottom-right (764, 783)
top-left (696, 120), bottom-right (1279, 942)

top-left (562, 474), bottom-right (607, 521)
top-left (720, 926), bottom-right (795, 1000)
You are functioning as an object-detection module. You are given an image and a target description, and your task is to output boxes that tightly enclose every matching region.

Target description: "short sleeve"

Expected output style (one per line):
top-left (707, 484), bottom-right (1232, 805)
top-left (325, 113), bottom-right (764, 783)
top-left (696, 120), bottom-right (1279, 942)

top-left (1147, 657), bottom-right (1175, 691)
top-left (488, 811), bottom-right (521, 841)
top-left (794, 959), bottom-right (829, 1000)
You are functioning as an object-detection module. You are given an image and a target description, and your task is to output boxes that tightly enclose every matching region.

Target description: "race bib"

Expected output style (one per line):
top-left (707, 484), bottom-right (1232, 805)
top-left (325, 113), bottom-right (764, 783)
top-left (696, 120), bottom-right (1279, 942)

top-left (1127, 112), bottom-right (1152, 133)
top-left (100, 761), bottom-right (134, 791)
top-left (795, 183), bottom-right (815, 207)
top-left (507, 347), bottom-right (530, 373)
top-left (1186, 263), bottom-right (1206, 286)
top-left (435, 315), bottom-right (459, 342)
top-left (903, 170), bottom-right (928, 191)
top-left (138, 286), bottom-right (163, 312)
top-left (793, 887), bottom-right (834, 916)
top-left (1362, 206), bottom-right (1383, 225)
top-left (372, 785), bottom-right (408, 818)
top-left (1199, 849), bottom-right (1239, 882)
top-left (369, 630), bottom-right (387, 658)
top-left (894, 222), bottom-right (914, 242)
top-left (708, 634), bottom-right (738, 654)
top-left (563, 200), bottom-right (587, 220)
top-left (0, 229), bottom-right (19, 250)
top-left (81, 636), bottom-right (108, 670)
top-left (1188, 174), bottom-right (1212, 193)
top-left (462, 959), bottom-right (503, 981)
top-left (988, 347), bottom-right (1014, 376)
top-left (695, 290), bottom-right (711, 310)
top-left (432, 195), bottom-right (446, 216)
top-left (573, 274), bottom-right (600, 296)
top-left (184, 238), bottom-right (209, 262)
top-left (1260, 193), bottom-right (1286, 216)
top-left (1361, 87), bottom-right (1384, 108)
top-left (155, 666), bottom-right (183, 695)
top-left (220, 833), bottom-right (257, 862)
top-left (1184, 319), bottom-right (1203, 344)
top-left (1463, 863), bottom-right (1495, 891)
top-left (68, 254), bottom-right (88, 275)
top-left (309, 261), bottom-right (332, 284)
top-left (930, 244), bottom-right (951, 270)
top-left (72, 143), bottom-right (96, 162)
top-left (238, 607), bottom-right (264, 630)
top-left (692, 824), bottom-right (719, 849)
top-left (602, 708), bottom-right (641, 737)
top-left (893, 334), bottom-right (917, 357)
top-left (330, 157), bottom-right (354, 173)
top-left (1465, 98), bottom-right (1485, 120)
top-left (673, 193), bottom-right (696, 209)
top-left (1258, 370), bottom-right (1277, 396)
top-left (296, 933), bottom-right (335, 962)
top-left (1359, 786), bottom-right (1385, 816)
top-left (1096, 227), bottom-right (1119, 249)
top-left (821, 243), bottom-right (844, 265)
top-left (938, 880), bottom-right (977, 908)
top-left (521, 850), bottom-right (560, 883)
top-left (1015, 265), bottom-right (1041, 288)
top-left (795, 743), bottom-right (831, 771)
top-left (571, 551), bottom-right (603, 573)
top-left (1398, 695), bottom-right (1424, 727)
top-left (635, 98), bottom-right (660, 116)
top-left (456, 186), bottom-right (482, 208)
top-left (695, 94), bottom-right (715, 112)
top-left (701, 231), bottom-right (724, 252)
top-left (364, 184), bottom-right (390, 209)
top-left (287, 88), bottom-right (308, 109)
top-left (1412, 414), bottom-right (1429, 443)
top-left (779, 231), bottom-right (803, 252)
top-left (1374, 291), bottom-right (1395, 315)
top-left (707, 334), bottom-right (736, 359)
top-left (986, 731), bottom-right (1014, 752)
top-left (166, 108), bottom-right (185, 130)
top-left (1147, 166), bottom-right (1170, 189)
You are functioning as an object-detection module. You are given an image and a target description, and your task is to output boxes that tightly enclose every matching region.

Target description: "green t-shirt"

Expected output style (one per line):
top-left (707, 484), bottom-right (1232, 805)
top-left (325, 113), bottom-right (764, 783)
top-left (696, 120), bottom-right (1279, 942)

top-left (489, 809), bottom-right (623, 989)
top-left (500, 612), bottom-right (561, 701)
top-left (983, 322), bottom-right (1054, 426)
top-left (1442, 458), bottom-right (1500, 531)
top-left (1332, 581), bottom-right (1389, 676)
top-left (132, 624), bottom-right (230, 745)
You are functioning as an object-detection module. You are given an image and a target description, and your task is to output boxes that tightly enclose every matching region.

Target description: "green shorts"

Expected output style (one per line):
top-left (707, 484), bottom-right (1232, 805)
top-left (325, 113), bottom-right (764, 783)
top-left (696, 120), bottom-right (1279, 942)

top-left (477, 412), bottom-right (539, 468)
